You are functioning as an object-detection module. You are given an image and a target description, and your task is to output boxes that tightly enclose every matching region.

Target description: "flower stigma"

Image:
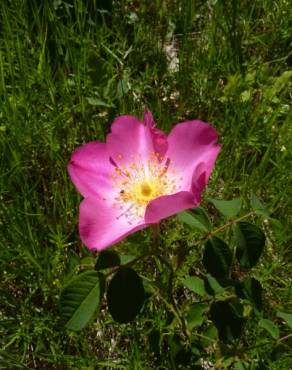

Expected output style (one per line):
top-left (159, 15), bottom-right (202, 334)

top-left (140, 181), bottom-right (153, 197)
top-left (111, 153), bottom-right (182, 223)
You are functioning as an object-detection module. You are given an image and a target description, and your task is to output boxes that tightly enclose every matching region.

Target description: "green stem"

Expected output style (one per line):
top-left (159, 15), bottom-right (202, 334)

top-left (105, 252), bottom-right (152, 278)
top-left (151, 224), bottom-right (160, 240)
top-left (105, 223), bottom-right (161, 277)
top-left (156, 254), bottom-right (191, 342)
top-left (199, 211), bottom-right (255, 243)
top-left (103, 211), bottom-right (255, 277)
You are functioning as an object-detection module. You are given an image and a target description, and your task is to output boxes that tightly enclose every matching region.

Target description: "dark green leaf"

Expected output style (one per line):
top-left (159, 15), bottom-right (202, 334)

top-left (177, 207), bottom-right (212, 232)
top-left (259, 319), bottom-right (279, 339)
top-left (251, 193), bottom-right (269, 217)
top-left (271, 344), bottom-right (286, 361)
top-left (182, 276), bottom-right (207, 297)
top-left (169, 335), bottom-right (200, 367)
top-left (277, 311), bottom-right (292, 329)
top-left (210, 300), bottom-right (245, 342)
top-left (60, 270), bottom-right (103, 331)
top-left (148, 329), bottom-right (160, 354)
top-left (107, 267), bottom-right (145, 323)
top-left (234, 222), bottom-right (265, 268)
top-left (235, 277), bottom-right (263, 310)
top-left (208, 198), bottom-right (242, 218)
top-left (95, 250), bottom-right (120, 270)
top-left (254, 362), bottom-right (269, 370)
top-left (203, 237), bottom-right (232, 278)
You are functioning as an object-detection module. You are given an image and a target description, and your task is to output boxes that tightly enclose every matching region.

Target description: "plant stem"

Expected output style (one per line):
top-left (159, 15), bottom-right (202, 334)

top-left (157, 254), bottom-right (191, 342)
top-left (199, 211), bottom-right (256, 243)
top-left (104, 212), bottom-right (255, 277)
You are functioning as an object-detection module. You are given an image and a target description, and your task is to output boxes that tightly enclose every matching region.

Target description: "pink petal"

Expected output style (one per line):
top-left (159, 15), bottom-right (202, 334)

top-left (167, 120), bottom-right (221, 191)
top-left (107, 115), bottom-right (154, 165)
top-left (68, 142), bottom-right (113, 199)
top-left (144, 110), bottom-right (168, 160)
top-left (191, 162), bottom-right (213, 204)
top-left (144, 109), bottom-right (155, 128)
top-left (145, 191), bottom-right (197, 224)
top-left (79, 198), bottom-right (147, 251)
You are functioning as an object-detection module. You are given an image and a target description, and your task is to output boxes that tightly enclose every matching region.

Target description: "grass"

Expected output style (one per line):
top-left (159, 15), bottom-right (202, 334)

top-left (0, 0), bottom-right (291, 369)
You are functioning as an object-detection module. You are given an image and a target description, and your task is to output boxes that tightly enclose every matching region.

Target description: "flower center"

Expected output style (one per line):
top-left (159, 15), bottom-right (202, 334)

top-left (131, 178), bottom-right (162, 205)
top-left (111, 153), bottom-right (183, 223)
top-left (140, 181), bottom-right (153, 198)
top-left (121, 176), bottom-right (162, 206)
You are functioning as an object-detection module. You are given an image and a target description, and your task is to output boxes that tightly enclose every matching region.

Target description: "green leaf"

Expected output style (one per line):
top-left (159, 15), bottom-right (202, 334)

top-left (208, 198), bottom-right (242, 218)
top-left (177, 207), bottom-right (212, 232)
top-left (120, 254), bottom-right (136, 265)
top-left (204, 274), bottom-right (225, 295)
top-left (223, 357), bottom-right (234, 368)
top-left (181, 276), bottom-right (207, 297)
top-left (186, 303), bottom-right (208, 330)
top-left (251, 193), bottom-right (269, 217)
top-left (81, 256), bottom-right (95, 267)
top-left (107, 267), bottom-right (145, 323)
top-left (60, 270), bottom-right (103, 331)
top-left (259, 319), bottom-right (279, 339)
top-left (234, 362), bottom-right (246, 370)
top-left (86, 96), bottom-right (112, 107)
top-left (277, 311), bottom-right (292, 329)
top-left (210, 300), bottom-right (245, 342)
top-left (235, 277), bottom-right (263, 310)
top-left (95, 250), bottom-right (120, 271)
top-left (234, 222), bottom-right (265, 268)
top-left (67, 250), bottom-right (80, 271)
top-left (203, 237), bottom-right (232, 278)
top-left (201, 325), bottom-right (218, 347)
top-left (117, 79), bottom-right (129, 99)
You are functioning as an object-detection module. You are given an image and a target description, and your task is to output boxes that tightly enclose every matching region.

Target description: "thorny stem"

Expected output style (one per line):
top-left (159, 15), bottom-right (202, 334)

top-left (143, 273), bottom-right (215, 342)
top-left (151, 225), bottom-right (191, 342)
top-left (199, 211), bottom-right (256, 244)
top-left (242, 332), bottom-right (292, 353)
top-left (156, 254), bottom-right (191, 343)
top-left (98, 212), bottom-right (256, 344)
top-left (82, 211), bottom-right (256, 276)
top-left (277, 333), bottom-right (292, 343)
top-left (105, 223), bottom-right (160, 277)
top-left (104, 252), bottom-right (151, 278)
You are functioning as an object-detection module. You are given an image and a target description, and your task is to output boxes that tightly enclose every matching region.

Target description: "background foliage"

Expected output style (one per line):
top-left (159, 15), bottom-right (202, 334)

top-left (0, 0), bottom-right (291, 369)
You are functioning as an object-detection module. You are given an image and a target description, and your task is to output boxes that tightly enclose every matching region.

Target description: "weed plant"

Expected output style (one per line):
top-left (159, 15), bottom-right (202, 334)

top-left (0, 0), bottom-right (291, 369)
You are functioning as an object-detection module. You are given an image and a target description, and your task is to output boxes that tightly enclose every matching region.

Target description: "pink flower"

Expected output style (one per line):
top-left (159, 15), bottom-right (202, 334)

top-left (68, 111), bottom-right (221, 251)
